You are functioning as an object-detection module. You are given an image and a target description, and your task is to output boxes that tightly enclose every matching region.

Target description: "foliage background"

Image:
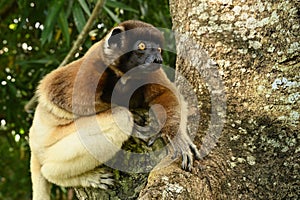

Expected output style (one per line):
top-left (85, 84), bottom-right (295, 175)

top-left (0, 0), bottom-right (172, 199)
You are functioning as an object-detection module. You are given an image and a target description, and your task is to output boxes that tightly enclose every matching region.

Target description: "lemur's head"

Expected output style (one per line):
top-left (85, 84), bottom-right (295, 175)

top-left (103, 20), bottom-right (164, 73)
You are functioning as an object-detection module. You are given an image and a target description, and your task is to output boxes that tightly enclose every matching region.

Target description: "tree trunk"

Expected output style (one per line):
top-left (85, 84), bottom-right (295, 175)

top-left (75, 0), bottom-right (299, 199)
top-left (139, 0), bottom-right (299, 199)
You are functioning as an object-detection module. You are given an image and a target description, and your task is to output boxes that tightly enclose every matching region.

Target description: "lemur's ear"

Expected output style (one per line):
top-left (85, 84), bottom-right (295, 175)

top-left (106, 26), bottom-right (125, 48)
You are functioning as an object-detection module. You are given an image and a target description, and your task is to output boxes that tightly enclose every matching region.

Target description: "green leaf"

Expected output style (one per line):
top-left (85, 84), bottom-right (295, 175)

top-left (58, 11), bottom-right (70, 47)
top-left (72, 2), bottom-right (87, 33)
top-left (66, 0), bottom-right (75, 18)
top-left (8, 83), bottom-right (17, 97)
top-left (106, 0), bottom-right (139, 13)
top-left (77, 0), bottom-right (91, 16)
top-left (103, 6), bottom-right (120, 23)
top-left (41, 0), bottom-right (66, 46)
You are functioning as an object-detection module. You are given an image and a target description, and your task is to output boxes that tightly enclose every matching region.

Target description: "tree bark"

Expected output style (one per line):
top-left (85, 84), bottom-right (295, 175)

top-left (75, 0), bottom-right (299, 199)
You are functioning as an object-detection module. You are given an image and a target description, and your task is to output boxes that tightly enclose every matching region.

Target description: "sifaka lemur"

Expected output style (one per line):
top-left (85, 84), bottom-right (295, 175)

top-left (29, 20), bottom-right (200, 200)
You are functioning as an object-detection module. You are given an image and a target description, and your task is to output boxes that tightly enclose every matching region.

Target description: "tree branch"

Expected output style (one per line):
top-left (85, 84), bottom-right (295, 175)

top-left (58, 0), bottom-right (105, 67)
top-left (24, 0), bottom-right (106, 113)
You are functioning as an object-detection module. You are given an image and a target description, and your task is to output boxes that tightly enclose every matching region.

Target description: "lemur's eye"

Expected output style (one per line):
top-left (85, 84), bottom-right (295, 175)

top-left (157, 47), bottom-right (162, 53)
top-left (138, 42), bottom-right (146, 50)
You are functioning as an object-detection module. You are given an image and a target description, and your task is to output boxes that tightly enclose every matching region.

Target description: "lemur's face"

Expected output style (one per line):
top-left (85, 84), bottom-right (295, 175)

top-left (122, 40), bottom-right (163, 72)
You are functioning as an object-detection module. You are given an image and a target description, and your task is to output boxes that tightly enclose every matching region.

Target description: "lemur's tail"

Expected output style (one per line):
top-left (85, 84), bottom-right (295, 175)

top-left (30, 153), bottom-right (51, 200)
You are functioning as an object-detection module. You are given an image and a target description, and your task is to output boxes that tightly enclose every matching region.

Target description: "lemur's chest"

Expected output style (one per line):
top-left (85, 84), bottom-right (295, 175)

top-left (101, 76), bottom-right (146, 109)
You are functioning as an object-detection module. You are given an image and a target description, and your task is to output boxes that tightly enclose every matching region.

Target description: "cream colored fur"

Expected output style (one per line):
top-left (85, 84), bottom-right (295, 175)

top-left (30, 103), bottom-right (133, 200)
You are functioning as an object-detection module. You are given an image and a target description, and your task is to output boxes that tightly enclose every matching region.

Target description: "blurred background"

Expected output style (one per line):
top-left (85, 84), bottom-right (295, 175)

top-left (0, 0), bottom-right (172, 199)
